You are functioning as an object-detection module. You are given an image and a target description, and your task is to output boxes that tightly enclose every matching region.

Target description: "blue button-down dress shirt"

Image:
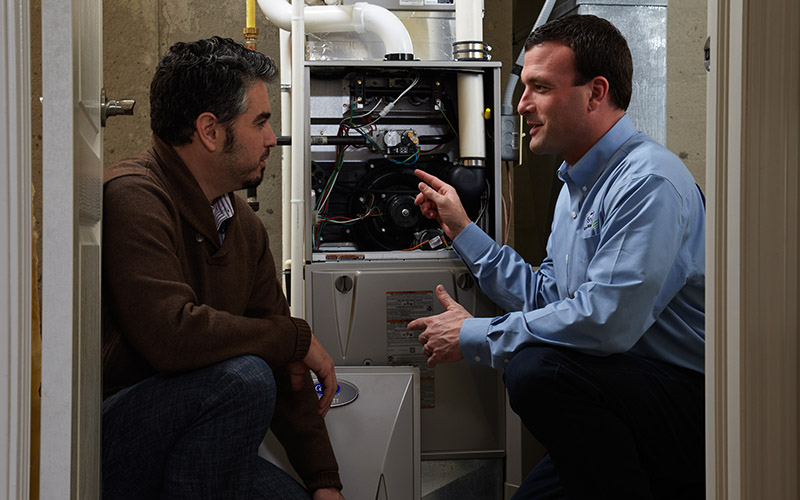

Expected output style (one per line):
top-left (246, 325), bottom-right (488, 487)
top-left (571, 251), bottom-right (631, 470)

top-left (456, 114), bottom-right (705, 373)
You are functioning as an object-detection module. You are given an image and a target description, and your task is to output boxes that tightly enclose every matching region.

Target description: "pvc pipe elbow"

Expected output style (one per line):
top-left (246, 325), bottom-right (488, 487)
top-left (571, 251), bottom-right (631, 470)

top-left (354, 2), bottom-right (414, 57)
top-left (258, 0), bottom-right (414, 59)
top-left (257, 0), bottom-right (292, 28)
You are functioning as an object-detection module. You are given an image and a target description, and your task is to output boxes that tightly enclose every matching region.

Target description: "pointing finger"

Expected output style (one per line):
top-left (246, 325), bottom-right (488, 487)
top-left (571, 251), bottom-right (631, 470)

top-left (435, 284), bottom-right (458, 309)
top-left (414, 168), bottom-right (438, 186)
top-left (418, 182), bottom-right (449, 206)
top-left (414, 169), bottom-right (449, 191)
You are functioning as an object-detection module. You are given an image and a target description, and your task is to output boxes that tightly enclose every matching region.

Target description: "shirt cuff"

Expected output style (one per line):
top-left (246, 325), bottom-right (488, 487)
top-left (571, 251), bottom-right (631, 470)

top-left (459, 317), bottom-right (493, 366)
top-left (453, 222), bottom-right (497, 263)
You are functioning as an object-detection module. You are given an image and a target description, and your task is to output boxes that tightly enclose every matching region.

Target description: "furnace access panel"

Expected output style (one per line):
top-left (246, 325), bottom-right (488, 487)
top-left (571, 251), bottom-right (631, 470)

top-left (304, 60), bottom-right (502, 260)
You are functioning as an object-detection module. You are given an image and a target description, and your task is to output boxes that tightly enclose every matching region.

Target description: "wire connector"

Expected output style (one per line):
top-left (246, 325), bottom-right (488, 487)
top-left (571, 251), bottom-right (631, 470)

top-left (378, 101), bottom-right (396, 118)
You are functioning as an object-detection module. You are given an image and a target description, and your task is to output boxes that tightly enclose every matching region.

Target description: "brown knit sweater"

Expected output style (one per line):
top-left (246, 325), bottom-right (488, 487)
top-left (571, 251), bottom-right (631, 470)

top-left (101, 136), bottom-right (341, 491)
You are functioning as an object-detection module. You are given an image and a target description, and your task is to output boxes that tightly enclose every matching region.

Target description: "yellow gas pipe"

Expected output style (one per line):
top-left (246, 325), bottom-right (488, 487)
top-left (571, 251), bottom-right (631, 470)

top-left (244, 0), bottom-right (260, 210)
top-left (244, 0), bottom-right (258, 50)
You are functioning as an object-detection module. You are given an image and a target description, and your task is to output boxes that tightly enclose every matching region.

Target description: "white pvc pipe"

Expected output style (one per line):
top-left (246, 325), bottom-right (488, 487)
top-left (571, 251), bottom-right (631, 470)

top-left (455, 0), bottom-right (487, 161)
top-left (457, 74), bottom-right (487, 159)
top-left (455, 0), bottom-right (483, 42)
top-left (257, 0), bottom-right (413, 57)
top-left (279, 28), bottom-right (291, 295)
top-left (289, 0), bottom-right (305, 317)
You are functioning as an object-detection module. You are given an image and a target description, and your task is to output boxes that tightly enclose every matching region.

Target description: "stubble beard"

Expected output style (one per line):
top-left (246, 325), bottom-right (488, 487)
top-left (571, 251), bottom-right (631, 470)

top-left (222, 122), bottom-right (265, 191)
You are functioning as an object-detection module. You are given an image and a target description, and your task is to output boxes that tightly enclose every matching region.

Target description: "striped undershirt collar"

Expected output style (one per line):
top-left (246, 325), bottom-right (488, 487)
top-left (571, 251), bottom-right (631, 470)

top-left (211, 194), bottom-right (234, 244)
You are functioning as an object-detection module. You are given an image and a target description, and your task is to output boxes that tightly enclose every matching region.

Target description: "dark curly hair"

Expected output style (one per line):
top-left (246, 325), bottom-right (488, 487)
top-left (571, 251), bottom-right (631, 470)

top-left (526, 15), bottom-right (633, 111)
top-left (150, 36), bottom-right (278, 146)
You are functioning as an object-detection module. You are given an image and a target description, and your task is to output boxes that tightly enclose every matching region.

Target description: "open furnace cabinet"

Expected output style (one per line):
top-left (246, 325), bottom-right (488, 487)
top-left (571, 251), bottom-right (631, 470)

top-left (302, 59), bottom-right (507, 478)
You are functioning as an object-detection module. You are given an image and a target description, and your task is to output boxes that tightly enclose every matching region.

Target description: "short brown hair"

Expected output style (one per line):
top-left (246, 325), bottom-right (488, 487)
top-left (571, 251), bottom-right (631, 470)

top-left (526, 15), bottom-right (633, 111)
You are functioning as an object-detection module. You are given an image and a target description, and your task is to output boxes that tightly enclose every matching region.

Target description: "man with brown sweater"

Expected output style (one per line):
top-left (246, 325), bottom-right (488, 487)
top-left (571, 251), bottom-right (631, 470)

top-left (101, 37), bottom-right (344, 500)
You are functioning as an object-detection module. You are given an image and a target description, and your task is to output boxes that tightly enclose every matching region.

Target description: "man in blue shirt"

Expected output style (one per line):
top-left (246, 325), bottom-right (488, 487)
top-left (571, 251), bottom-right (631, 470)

top-left (408, 15), bottom-right (705, 499)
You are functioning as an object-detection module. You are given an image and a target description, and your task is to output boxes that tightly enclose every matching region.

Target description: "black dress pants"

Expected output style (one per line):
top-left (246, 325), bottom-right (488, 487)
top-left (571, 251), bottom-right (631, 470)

top-left (504, 346), bottom-right (705, 500)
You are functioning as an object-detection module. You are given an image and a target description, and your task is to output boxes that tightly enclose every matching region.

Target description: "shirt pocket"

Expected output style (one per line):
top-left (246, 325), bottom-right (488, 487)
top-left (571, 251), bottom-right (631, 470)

top-left (568, 232), bottom-right (601, 296)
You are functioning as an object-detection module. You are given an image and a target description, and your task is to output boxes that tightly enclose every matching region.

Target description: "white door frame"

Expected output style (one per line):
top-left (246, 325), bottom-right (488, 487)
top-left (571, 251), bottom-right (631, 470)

top-left (1, 0), bottom-right (33, 498)
top-left (706, 0), bottom-right (800, 498)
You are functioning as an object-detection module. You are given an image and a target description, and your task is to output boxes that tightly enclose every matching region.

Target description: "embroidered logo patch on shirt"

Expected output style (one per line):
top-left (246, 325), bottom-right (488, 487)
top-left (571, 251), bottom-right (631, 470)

top-left (583, 210), bottom-right (599, 231)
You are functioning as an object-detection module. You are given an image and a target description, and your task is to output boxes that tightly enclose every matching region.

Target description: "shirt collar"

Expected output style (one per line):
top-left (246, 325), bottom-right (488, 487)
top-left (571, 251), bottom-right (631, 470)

top-left (211, 194), bottom-right (235, 232)
top-left (558, 114), bottom-right (637, 189)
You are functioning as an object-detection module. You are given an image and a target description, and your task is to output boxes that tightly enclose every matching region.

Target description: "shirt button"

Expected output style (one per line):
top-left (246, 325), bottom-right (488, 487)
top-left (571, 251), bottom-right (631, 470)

top-left (504, 358), bottom-right (510, 364)
top-left (582, 186), bottom-right (587, 192)
top-left (474, 355), bottom-right (481, 363)
top-left (195, 234), bottom-right (204, 242)
top-left (571, 211), bottom-right (577, 219)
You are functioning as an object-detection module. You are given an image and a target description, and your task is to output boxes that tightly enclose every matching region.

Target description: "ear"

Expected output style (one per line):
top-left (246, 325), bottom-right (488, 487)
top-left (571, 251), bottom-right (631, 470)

top-left (195, 112), bottom-right (221, 152)
top-left (587, 76), bottom-right (610, 112)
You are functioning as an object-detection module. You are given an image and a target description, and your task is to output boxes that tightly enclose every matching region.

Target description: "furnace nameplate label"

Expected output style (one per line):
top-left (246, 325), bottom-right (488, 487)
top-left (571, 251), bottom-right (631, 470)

top-left (386, 291), bottom-right (436, 408)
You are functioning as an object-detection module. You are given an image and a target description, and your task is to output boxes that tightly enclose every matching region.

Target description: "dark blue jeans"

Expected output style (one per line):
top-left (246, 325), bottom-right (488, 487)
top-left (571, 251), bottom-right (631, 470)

top-left (505, 346), bottom-right (705, 500)
top-left (102, 355), bottom-right (310, 500)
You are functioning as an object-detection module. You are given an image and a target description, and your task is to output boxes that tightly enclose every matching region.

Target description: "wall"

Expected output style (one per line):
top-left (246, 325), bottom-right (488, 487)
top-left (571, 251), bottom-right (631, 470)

top-left (667, 0), bottom-right (707, 187)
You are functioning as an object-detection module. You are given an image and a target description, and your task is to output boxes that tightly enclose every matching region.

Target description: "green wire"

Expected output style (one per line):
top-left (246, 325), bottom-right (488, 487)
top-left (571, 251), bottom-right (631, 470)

top-left (437, 101), bottom-right (459, 138)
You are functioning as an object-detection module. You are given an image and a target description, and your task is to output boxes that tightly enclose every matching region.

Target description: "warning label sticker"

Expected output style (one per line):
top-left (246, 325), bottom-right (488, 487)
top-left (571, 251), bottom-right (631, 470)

top-left (386, 291), bottom-right (436, 408)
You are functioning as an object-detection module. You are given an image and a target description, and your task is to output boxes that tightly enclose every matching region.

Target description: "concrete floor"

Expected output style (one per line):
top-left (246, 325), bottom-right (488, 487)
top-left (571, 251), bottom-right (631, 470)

top-left (422, 458), bottom-right (504, 500)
